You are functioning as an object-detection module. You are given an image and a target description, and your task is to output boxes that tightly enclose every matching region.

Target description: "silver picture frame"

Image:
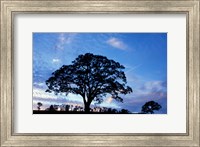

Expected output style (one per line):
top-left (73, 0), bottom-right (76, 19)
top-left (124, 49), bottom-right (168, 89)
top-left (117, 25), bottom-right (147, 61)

top-left (0, 0), bottom-right (199, 146)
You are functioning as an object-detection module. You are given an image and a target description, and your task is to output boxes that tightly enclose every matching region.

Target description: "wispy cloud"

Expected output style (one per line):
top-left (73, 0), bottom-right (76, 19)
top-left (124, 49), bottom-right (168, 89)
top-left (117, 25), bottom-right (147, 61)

top-left (106, 37), bottom-right (127, 50)
top-left (33, 88), bottom-right (59, 99)
top-left (125, 64), bottom-right (142, 74)
top-left (139, 81), bottom-right (167, 93)
top-left (33, 82), bottom-right (47, 89)
top-left (52, 58), bottom-right (61, 63)
top-left (33, 87), bottom-right (83, 101)
top-left (55, 33), bottom-right (77, 50)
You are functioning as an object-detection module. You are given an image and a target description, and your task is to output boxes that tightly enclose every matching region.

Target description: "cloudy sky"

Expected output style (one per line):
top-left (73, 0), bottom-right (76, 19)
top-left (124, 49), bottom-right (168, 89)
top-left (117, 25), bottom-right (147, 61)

top-left (33, 33), bottom-right (167, 113)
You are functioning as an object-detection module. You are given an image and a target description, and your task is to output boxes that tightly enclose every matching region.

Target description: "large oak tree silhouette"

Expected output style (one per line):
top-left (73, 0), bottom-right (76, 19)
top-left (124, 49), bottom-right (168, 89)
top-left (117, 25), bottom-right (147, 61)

top-left (45, 53), bottom-right (132, 112)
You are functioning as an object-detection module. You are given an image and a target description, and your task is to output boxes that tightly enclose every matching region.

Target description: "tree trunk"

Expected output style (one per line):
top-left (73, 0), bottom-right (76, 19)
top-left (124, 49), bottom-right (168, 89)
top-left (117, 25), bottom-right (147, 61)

top-left (84, 102), bottom-right (91, 113)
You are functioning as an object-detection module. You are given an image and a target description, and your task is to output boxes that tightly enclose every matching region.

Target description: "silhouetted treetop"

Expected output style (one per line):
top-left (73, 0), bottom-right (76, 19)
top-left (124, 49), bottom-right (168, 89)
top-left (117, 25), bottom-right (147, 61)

top-left (46, 53), bottom-right (132, 112)
top-left (37, 102), bottom-right (43, 111)
top-left (141, 101), bottom-right (162, 114)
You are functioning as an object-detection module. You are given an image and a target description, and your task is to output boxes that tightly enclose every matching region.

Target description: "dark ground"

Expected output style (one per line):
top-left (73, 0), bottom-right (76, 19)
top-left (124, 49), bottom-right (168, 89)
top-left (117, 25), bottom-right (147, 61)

top-left (33, 110), bottom-right (138, 114)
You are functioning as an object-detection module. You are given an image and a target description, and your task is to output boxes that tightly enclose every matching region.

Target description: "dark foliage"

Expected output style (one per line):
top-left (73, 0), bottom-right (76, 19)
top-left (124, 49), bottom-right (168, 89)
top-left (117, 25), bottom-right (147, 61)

top-left (65, 105), bottom-right (70, 112)
top-left (120, 109), bottom-right (131, 114)
top-left (37, 102), bottom-right (43, 111)
top-left (45, 53), bottom-right (132, 112)
top-left (141, 101), bottom-right (162, 114)
top-left (49, 105), bottom-right (56, 112)
top-left (33, 105), bottom-right (132, 114)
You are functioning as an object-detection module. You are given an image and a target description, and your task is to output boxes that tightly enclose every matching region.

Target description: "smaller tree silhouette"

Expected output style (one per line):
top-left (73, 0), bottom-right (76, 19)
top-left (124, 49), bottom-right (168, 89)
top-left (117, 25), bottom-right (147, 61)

top-left (37, 102), bottom-right (43, 111)
top-left (141, 101), bottom-right (162, 114)
top-left (120, 109), bottom-right (131, 114)
top-left (65, 105), bottom-right (70, 112)
top-left (49, 105), bottom-right (56, 112)
top-left (111, 108), bottom-right (118, 114)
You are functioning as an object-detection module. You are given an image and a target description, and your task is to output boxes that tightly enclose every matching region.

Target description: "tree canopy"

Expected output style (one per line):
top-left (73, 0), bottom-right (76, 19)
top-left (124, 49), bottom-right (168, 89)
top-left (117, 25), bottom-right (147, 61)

top-left (141, 101), bottom-right (162, 114)
top-left (37, 102), bottom-right (43, 111)
top-left (45, 53), bottom-right (132, 112)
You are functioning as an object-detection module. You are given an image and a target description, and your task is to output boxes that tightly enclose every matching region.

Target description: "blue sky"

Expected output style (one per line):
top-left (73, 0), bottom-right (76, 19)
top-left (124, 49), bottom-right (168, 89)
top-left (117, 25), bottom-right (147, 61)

top-left (33, 33), bottom-right (167, 113)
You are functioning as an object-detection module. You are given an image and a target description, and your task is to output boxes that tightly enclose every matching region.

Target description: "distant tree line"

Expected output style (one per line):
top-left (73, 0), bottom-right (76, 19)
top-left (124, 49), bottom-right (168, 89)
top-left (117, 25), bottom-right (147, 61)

top-left (43, 104), bottom-right (131, 114)
top-left (36, 100), bottom-right (162, 114)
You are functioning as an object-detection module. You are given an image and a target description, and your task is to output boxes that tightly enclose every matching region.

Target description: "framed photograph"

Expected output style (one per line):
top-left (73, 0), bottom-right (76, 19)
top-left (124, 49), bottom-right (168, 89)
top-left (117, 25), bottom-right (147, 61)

top-left (1, 0), bottom-right (199, 146)
top-left (32, 32), bottom-right (167, 115)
